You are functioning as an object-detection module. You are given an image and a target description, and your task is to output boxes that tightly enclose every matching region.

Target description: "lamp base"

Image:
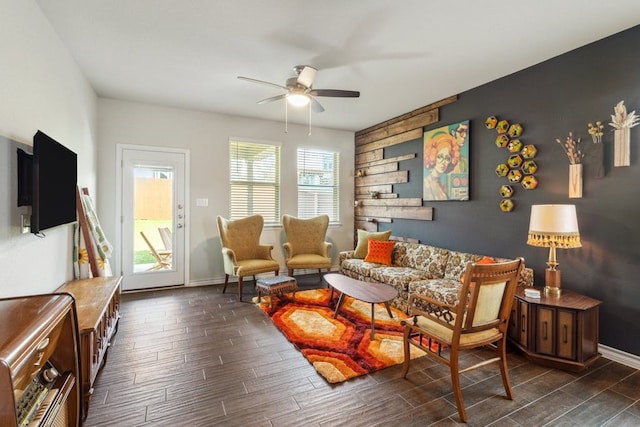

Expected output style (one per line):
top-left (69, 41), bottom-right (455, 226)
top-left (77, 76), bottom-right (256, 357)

top-left (544, 269), bottom-right (562, 296)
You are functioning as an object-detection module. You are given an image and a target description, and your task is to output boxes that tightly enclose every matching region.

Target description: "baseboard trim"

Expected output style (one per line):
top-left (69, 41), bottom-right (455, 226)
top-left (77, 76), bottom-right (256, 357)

top-left (187, 278), bottom-right (222, 287)
top-left (600, 344), bottom-right (640, 370)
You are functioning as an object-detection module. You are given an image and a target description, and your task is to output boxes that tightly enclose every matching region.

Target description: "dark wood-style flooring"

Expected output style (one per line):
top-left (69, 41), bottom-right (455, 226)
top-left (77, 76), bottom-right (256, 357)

top-left (83, 277), bottom-right (640, 426)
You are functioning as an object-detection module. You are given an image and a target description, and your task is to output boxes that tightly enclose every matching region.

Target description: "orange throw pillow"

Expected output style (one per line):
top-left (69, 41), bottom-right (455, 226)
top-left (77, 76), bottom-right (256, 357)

top-left (364, 239), bottom-right (396, 266)
top-left (477, 256), bottom-right (496, 265)
top-left (461, 256), bottom-right (495, 283)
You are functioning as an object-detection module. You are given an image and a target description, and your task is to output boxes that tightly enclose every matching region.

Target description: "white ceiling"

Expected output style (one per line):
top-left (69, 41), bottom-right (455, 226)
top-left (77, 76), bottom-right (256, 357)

top-left (35, 0), bottom-right (640, 132)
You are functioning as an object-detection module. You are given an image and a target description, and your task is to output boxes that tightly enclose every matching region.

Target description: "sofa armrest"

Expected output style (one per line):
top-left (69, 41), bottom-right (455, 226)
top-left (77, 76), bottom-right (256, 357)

top-left (339, 250), bottom-right (354, 265)
top-left (519, 266), bottom-right (534, 288)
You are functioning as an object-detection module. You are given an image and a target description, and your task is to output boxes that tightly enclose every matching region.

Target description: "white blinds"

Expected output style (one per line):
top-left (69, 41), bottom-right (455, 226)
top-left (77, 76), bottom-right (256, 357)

top-left (297, 148), bottom-right (339, 222)
top-left (229, 140), bottom-right (280, 225)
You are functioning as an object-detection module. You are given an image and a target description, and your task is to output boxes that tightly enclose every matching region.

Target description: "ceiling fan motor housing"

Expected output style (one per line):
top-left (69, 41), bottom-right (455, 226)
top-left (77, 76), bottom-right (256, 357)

top-left (286, 77), bottom-right (307, 89)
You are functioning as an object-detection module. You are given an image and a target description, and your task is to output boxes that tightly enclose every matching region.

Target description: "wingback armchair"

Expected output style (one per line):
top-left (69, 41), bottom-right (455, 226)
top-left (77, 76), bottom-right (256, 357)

top-left (282, 214), bottom-right (332, 279)
top-left (217, 215), bottom-right (279, 301)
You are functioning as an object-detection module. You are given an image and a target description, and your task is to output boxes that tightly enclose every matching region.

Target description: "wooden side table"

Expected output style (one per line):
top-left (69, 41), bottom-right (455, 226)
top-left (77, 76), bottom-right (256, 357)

top-left (508, 286), bottom-right (601, 372)
top-left (57, 276), bottom-right (122, 419)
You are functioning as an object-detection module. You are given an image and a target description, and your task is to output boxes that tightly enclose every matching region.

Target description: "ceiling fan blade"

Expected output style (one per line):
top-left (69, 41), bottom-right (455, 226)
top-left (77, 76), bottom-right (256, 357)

top-left (297, 66), bottom-right (317, 88)
top-left (257, 94), bottom-right (287, 104)
top-left (237, 76), bottom-right (288, 91)
top-left (311, 97), bottom-right (325, 113)
top-left (309, 89), bottom-right (360, 98)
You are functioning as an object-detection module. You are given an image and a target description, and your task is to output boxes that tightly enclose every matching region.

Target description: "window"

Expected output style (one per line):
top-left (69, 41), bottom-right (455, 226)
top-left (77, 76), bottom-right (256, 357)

top-left (297, 148), bottom-right (339, 222)
top-left (229, 140), bottom-right (280, 225)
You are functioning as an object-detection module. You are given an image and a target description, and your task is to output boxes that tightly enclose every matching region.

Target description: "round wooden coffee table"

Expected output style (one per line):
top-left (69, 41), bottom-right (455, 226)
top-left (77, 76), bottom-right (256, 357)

top-left (324, 273), bottom-right (397, 340)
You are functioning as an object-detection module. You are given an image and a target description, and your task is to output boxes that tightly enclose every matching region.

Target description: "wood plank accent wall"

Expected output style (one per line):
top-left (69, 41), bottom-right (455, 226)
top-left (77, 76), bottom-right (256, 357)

top-left (353, 96), bottom-right (458, 232)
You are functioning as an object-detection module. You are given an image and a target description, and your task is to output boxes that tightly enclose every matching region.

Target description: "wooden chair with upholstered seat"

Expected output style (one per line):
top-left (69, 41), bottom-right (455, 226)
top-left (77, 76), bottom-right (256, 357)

top-left (216, 214), bottom-right (280, 302)
top-left (401, 257), bottom-right (524, 423)
top-left (282, 214), bottom-right (332, 280)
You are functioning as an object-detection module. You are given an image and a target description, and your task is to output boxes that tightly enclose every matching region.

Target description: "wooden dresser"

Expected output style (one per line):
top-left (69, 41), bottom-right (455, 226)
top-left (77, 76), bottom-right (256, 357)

top-left (508, 286), bottom-right (601, 372)
top-left (57, 276), bottom-right (122, 418)
top-left (0, 293), bottom-right (81, 426)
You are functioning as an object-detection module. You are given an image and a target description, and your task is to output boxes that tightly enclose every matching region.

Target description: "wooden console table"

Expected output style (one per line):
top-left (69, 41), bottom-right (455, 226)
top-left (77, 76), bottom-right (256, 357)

top-left (508, 286), bottom-right (601, 372)
top-left (57, 276), bottom-right (122, 419)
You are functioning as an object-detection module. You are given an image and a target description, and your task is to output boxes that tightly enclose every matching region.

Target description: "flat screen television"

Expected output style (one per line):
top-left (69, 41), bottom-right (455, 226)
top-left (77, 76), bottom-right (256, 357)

top-left (17, 130), bottom-right (78, 234)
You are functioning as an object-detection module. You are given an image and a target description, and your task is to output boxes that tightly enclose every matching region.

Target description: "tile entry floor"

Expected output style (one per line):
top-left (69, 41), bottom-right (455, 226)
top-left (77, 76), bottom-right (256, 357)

top-left (83, 278), bottom-right (640, 426)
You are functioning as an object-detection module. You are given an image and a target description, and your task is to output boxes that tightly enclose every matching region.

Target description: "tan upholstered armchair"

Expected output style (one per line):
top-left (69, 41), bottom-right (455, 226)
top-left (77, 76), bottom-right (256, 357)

top-left (216, 215), bottom-right (279, 301)
top-left (282, 214), bottom-right (332, 279)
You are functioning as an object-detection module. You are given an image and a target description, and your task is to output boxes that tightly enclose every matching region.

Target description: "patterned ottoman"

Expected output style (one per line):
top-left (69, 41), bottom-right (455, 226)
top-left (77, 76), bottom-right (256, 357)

top-left (255, 275), bottom-right (298, 310)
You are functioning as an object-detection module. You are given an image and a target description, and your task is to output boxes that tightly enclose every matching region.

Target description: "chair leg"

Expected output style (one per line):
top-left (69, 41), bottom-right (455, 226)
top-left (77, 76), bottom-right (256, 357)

top-left (497, 338), bottom-right (514, 399)
top-left (401, 325), bottom-right (412, 378)
top-left (449, 348), bottom-right (468, 423)
top-left (222, 275), bottom-right (230, 294)
top-left (288, 268), bottom-right (294, 277)
top-left (238, 276), bottom-right (244, 302)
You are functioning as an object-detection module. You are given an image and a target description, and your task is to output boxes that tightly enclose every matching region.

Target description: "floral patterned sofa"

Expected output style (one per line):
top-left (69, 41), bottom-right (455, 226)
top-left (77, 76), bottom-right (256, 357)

top-left (339, 241), bottom-right (533, 313)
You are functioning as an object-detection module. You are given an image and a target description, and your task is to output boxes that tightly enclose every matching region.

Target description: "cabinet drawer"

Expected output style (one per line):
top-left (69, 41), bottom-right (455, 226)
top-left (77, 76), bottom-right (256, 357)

top-left (536, 306), bottom-right (555, 355)
top-left (557, 309), bottom-right (576, 360)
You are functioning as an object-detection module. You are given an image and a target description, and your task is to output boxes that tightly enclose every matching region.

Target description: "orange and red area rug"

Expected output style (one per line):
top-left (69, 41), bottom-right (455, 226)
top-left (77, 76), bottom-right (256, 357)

top-left (254, 288), bottom-right (426, 383)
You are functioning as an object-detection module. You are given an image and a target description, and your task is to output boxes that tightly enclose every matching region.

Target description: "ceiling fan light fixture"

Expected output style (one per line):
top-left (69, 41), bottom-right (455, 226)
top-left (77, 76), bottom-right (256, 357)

top-left (287, 92), bottom-right (310, 107)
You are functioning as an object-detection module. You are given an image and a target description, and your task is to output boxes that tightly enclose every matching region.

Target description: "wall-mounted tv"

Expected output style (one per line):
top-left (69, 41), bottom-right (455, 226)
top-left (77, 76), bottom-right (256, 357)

top-left (17, 130), bottom-right (77, 234)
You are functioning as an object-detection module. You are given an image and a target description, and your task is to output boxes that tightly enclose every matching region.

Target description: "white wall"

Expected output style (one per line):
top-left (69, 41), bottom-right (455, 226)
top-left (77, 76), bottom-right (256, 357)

top-left (0, 0), bottom-right (98, 297)
top-left (97, 98), bottom-right (355, 285)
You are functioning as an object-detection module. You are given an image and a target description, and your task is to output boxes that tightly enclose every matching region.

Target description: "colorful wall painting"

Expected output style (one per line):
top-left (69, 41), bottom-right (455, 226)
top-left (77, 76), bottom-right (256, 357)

top-left (423, 120), bottom-right (470, 201)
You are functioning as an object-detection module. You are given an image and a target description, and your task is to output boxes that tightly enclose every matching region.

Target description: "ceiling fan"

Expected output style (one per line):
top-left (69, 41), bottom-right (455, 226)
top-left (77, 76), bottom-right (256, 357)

top-left (237, 65), bottom-right (360, 113)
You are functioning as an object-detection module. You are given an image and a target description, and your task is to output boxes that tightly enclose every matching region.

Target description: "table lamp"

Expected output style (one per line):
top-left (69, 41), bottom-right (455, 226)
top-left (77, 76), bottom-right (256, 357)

top-left (527, 204), bottom-right (581, 295)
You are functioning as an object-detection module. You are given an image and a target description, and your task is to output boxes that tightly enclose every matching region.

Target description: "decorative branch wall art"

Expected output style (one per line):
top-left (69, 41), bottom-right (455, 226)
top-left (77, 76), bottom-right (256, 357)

top-left (587, 121), bottom-right (605, 178)
top-left (556, 131), bottom-right (584, 198)
top-left (609, 100), bottom-right (639, 167)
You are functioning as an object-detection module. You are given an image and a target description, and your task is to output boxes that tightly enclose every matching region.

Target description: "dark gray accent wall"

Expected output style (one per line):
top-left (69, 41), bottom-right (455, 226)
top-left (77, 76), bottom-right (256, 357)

top-left (382, 25), bottom-right (640, 356)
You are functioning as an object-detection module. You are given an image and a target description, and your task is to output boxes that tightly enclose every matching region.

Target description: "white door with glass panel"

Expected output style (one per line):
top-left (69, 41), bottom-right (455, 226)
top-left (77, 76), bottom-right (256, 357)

top-left (119, 146), bottom-right (188, 290)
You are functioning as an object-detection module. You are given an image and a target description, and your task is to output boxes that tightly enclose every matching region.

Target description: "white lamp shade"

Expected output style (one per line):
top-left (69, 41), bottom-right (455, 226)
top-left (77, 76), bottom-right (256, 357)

top-left (527, 204), bottom-right (581, 248)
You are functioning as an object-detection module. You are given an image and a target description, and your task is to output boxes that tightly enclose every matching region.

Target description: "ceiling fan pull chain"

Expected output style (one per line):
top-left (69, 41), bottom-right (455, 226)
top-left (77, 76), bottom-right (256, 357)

top-left (308, 102), bottom-right (312, 136)
top-left (285, 99), bottom-right (288, 133)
